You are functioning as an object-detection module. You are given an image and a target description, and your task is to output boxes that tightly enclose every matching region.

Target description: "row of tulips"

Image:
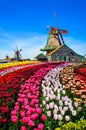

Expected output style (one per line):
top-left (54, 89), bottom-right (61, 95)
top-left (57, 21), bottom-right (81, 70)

top-left (0, 62), bottom-right (61, 85)
top-left (40, 64), bottom-right (82, 129)
top-left (0, 64), bottom-right (34, 76)
top-left (0, 60), bottom-right (40, 70)
top-left (0, 65), bottom-right (41, 125)
top-left (11, 66), bottom-right (54, 130)
top-left (75, 67), bottom-right (86, 85)
top-left (0, 63), bottom-right (44, 76)
top-left (0, 62), bottom-right (61, 129)
top-left (59, 65), bottom-right (86, 105)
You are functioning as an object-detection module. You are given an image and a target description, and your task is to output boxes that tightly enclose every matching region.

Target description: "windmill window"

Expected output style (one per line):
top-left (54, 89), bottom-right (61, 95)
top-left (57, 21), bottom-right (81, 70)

top-left (64, 52), bottom-right (67, 55)
top-left (70, 52), bottom-right (74, 55)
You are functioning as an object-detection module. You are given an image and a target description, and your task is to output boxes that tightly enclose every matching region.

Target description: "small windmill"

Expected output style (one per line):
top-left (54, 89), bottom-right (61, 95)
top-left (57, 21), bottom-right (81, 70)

top-left (14, 47), bottom-right (22, 61)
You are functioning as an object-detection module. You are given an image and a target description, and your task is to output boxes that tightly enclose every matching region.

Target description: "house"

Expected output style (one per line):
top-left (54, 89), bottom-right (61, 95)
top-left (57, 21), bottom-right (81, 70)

top-left (35, 53), bottom-right (48, 61)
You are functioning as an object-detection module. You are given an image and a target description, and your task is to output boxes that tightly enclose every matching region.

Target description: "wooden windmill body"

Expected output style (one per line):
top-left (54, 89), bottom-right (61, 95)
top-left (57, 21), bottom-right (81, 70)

top-left (41, 26), bottom-right (68, 55)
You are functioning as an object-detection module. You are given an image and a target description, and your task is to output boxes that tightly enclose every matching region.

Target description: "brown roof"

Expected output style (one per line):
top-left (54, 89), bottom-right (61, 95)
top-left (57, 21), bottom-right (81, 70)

top-left (46, 45), bottom-right (63, 56)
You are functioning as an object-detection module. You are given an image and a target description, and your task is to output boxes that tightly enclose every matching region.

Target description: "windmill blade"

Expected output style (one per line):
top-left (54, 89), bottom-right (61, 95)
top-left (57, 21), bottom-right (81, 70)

top-left (19, 52), bottom-right (22, 58)
top-left (54, 11), bottom-right (58, 27)
top-left (60, 30), bottom-right (68, 34)
top-left (50, 26), bottom-right (58, 30)
top-left (19, 49), bottom-right (22, 52)
top-left (16, 46), bottom-right (18, 51)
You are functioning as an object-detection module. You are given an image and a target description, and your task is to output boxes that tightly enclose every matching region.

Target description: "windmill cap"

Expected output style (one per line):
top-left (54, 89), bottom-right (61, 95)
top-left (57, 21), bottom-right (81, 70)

top-left (51, 26), bottom-right (58, 31)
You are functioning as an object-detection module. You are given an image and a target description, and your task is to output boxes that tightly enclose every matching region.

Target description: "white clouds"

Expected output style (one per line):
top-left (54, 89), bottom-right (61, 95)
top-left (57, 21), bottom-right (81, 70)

top-left (21, 45), bottom-right (43, 60)
top-left (10, 34), bottom-right (47, 59)
top-left (0, 31), bottom-right (47, 59)
top-left (0, 49), bottom-right (14, 59)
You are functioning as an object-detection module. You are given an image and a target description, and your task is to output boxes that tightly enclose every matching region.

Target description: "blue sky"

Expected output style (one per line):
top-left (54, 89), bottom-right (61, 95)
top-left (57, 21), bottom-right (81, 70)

top-left (0, 0), bottom-right (86, 59)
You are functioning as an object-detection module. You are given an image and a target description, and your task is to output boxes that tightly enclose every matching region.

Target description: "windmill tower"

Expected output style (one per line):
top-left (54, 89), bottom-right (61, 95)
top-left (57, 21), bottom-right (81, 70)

top-left (14, 47), bottom-right (22, 61)
top-left (41, 26), bottom-right (68, 55)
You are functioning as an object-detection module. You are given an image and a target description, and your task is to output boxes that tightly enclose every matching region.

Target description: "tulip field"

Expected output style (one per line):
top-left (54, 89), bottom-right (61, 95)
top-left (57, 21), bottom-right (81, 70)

top-left (0, 61), bottom-right (86, 130)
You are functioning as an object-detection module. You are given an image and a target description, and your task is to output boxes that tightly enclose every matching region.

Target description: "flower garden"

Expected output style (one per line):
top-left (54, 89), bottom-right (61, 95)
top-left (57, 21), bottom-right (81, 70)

top-left (0, 61), bottom-right (86, 130)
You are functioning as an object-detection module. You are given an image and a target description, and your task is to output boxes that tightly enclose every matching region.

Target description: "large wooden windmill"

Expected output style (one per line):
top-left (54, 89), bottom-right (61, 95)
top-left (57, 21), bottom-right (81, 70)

top-left (41, 12), bottom-right (68, 55)
top-left (41, 26), bottom-right (68, 55)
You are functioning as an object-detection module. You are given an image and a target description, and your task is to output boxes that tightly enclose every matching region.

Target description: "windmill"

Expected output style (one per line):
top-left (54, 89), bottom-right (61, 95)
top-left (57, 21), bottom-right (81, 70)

top-left (41, 12), bottom-right (68, 54)
top-left (14, 47), bottom-right (22, 61)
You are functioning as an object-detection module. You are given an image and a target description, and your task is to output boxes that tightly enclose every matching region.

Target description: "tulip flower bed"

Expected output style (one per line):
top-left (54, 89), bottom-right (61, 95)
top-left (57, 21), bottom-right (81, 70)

top-left (10, 65), bottom-right (56, 130)
top-left (0, 64), bottom-right (43, 76)
top-left (40, 64), bottom-right (84, 130)
top-left (59, 65), bottom-right (86, 103)
top-left (0, 62), bottom-right (62, 130)
top-left (0, 62), bottom-right (86, 130)
top-left (0, 60), bottom-right (40, 70)
top-left (0, 65), bottom-right (41, 126)
top-left (59, 65), bottom-right (86, 125)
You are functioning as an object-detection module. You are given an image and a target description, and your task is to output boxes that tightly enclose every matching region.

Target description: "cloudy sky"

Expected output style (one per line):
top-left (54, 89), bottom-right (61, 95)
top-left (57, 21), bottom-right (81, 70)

top-left (0, 0), bottom-right (86, 59)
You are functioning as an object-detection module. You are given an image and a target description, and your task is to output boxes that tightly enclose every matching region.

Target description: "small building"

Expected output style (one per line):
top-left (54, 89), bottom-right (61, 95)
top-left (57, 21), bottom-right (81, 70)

top-left (35, 53), bottom-right (48, 61)
top-left (41, 26), bottom-right (84, 62)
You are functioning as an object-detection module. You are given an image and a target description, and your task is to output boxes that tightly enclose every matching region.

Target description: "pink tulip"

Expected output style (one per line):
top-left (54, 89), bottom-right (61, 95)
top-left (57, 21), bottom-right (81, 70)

top-left (34, 128), bottom-right (39, 130)
top-left (18, 98), bottom-right (24, 103)
top-left (24, 105), bottom-right (29, 110)
top-left (38, 123), bottom-right (44, 130)
top-left (36, 108), bottom-right (42, 114)
top-left (30, 107), bottom-right (36, 113)
top-left (20, 110), bottom-right (25, 117)
top-left (31, 113), bottom-right (39, 120)
top-left (24, 101), bottom-right (28, 105)
top-left (28, 120), bottom-right (35, 127)
top-left (30, 101), bottom-right (34, 106)
top-left (11, 110), bottom-right (17, 115)
top-left (35, 104), bottom-right (39, 108)
top-left (11, 115), bottom-right (18, 123)
top-left (41, 115), bottom-right (46, 121)
top-left (20, 126), bottom-right (27, 130)
top-left (14, 105), bottom-right (19, 111)
top-left (26, 111), bottom-right (31, 116)
top-left (15, 102), bottom-right (19, 106)
top-left (31, 114), bottom-right (36, 120)
top-left (22, 117), bottom-right (28, 124)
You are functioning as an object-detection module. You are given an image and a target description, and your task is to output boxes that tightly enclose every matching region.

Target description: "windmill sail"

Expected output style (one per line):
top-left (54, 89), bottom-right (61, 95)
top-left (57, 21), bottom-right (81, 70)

top-left (61, 30), bottom-right (68, 34)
